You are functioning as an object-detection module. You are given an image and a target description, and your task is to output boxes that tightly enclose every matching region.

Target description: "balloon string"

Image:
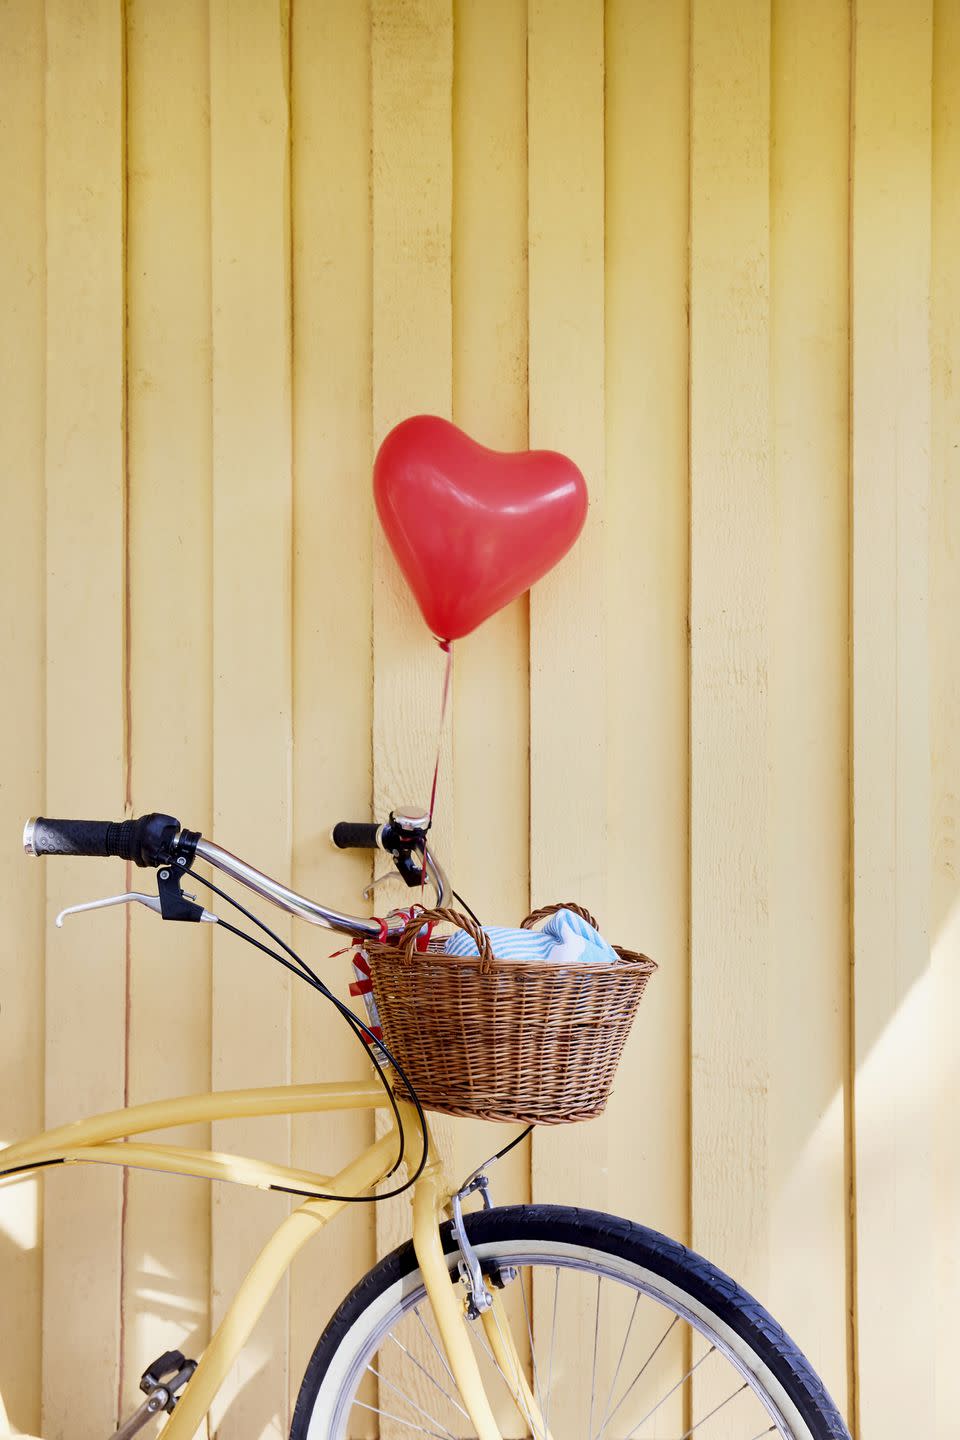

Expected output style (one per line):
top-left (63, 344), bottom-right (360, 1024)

top-left (422, 639), bottom-right (453, 896)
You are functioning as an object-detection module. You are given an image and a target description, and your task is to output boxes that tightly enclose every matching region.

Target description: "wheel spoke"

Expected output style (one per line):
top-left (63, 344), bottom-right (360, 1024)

top-left (594, 1290), bottom-right (641, 1440)
top-left (520, 1267), bottom-right (546, 1428)
top-left (679, 1380), bottom-right (749, 1436)
top-left (366, 1363), bottom-right (460, 1440)
top-left (386, 1331), bottom-right (472, 1420)
top-left (623, 1345), bottom-right (717, 1439)
top-left (588, 1273), bottom-right (602, 1440)
top-left (542, 1265), bottom-right (561, 1440)
top-left (351, 1397), bottom-right (453, 1440)
top-left (413, 1305), bottom-right (460, 1390)
top-left (600, 1314), bottom-right (680, 1437)
top-left (471, 1320), bottom-right (518, 1392)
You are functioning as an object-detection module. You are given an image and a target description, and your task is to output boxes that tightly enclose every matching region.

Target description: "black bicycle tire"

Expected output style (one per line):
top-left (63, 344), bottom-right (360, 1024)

top-left (290, 1204), bottom-right (851, 1440)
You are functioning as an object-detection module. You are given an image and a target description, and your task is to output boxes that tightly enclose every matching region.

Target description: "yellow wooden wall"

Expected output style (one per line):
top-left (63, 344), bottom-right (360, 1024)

top-left (0, 1), bottom-right (956, 1438)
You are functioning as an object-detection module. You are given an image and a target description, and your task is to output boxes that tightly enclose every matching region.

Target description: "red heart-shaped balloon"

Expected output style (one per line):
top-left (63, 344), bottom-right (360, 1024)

top-left (374, 416), bottom-right (588, 641)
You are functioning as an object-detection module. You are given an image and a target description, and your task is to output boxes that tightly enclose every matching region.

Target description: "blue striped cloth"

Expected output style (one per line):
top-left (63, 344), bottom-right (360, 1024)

top-left (444, 908), bottom-right (617, 964)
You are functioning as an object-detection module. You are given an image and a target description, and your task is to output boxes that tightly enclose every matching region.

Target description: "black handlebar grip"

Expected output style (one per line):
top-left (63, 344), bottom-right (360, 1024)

top-left (332, 821), bottom-right (381, 850)
top-left (28, 818), bottom-right (115, 858)
top-left (26, 813), bottom-right (181, 867)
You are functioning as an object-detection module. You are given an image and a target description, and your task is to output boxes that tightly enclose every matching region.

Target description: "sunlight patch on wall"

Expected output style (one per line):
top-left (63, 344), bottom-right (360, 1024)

top-left (132, 1249), bottom-right (207, 1376)
top-left (856, 963), bottom-right (933, 1165)
top-left (0, 1157), bottom-right (39, 1253)
top-left (933, 894), bottom-right (960, 1389)
top-left (771, 1083), bottom-right (845, 1248)
top-left (768, 1075), bottom-right (847, 1395)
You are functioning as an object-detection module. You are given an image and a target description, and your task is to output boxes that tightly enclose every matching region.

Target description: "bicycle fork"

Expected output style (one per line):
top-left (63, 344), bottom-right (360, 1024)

top-left (414, 1164), bottom-right (555, 1440)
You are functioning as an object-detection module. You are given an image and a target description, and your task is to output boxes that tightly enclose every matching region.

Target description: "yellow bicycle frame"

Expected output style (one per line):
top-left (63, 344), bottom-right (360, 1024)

top-left (0, 1079), bottom-right (519, 1440)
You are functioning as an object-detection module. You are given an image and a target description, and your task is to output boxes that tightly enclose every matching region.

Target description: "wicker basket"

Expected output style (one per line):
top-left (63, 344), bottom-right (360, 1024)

top-left (364, 903), bottom-right (657, 1125)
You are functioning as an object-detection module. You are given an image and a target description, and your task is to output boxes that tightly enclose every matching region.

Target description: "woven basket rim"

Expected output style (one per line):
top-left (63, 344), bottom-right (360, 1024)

top-left (364, 940), bottom-right (657, 977)
top-left (364, 903), bottom-right (657, 977)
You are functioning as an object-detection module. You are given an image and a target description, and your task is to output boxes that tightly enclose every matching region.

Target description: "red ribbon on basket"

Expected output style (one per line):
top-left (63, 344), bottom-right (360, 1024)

top-left (340, 908), bottom-right (436, 1048)
top-left (348, 954), bottom-right (382, 1042)
top-left (329, 919), bottom-right (387, 1045)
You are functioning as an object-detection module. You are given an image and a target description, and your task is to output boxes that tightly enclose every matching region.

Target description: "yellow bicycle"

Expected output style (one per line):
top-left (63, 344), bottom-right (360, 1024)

top-left (1, 810), bottom-right (849, 1440)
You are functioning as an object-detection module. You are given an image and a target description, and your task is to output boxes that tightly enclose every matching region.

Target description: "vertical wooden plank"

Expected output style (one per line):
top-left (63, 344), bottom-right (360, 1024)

top-left (371, 4), bottom-right (454, 1434)
top-left (932, 9), bottom-right (960, 1436)
top-left (449, 9), bottom-right (531, 1435)
top-left (851, 3), bottom-right (934, 1436)
top-left (209, 2), bottom-right (293, 1435)
top-left (768, 0), bottom-right (850, 1416)
top-left (123, 0), bottom-right (213, 1410)
top-left (371, 0), bottom-right (454, 1201)
top-left (451, 0), bottom-right (531, 1205)
top-left (602, 11), bottom-right (690, 1430)
top-left (689, 0), bottom-right (771, 1300)
top-left (288, 0), bottom-right (376, 1414)
top-left (604, 0), bottom-right (689, 1245)
top-left (527, 0), bottom-right (606, 1207)
top-left (0, 2), bottom-right (46, 1432)
top-left (42, 1), bottom-right (127, 1433)
top-left (527, 0), bottom-right (605, 1426)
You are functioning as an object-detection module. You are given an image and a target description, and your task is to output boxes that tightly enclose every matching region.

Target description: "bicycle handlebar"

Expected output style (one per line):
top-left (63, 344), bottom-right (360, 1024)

top-left (25, 813), bottom-right (181, 866)
top-left (332, 821), bottom-right (381, 850)
top-left (24, 812), bottom-right (447, 940)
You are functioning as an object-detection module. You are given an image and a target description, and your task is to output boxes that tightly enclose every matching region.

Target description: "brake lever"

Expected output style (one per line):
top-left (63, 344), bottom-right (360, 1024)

top-left (56, 892), bottom-right (167, 927)
top-left (56, 867), bottom-right (218, 928)
top-left (361, 851), bottom-right (438, 901)
top-left (362, 872), bottom-right (399, 900)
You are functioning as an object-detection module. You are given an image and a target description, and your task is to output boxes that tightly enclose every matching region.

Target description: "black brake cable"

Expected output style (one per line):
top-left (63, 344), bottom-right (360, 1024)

top-left (187, 868), bottom-right (431, 1204)
top-left (489, 1123), bottom-right (533, 1165)
top-left (451, 888), bottom-right (482, 926)
top-left (458, 1121), bottom-right (534, 1197)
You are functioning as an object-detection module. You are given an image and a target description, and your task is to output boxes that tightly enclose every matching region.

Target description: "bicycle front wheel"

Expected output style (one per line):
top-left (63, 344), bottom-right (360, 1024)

top-left (290, 1205), bottom-right (849, 1440)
